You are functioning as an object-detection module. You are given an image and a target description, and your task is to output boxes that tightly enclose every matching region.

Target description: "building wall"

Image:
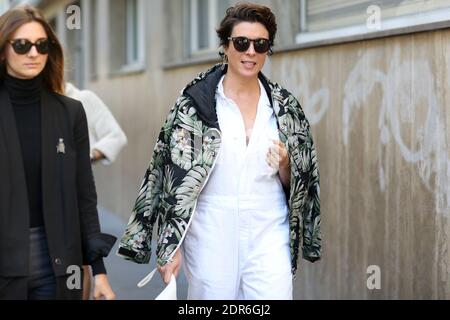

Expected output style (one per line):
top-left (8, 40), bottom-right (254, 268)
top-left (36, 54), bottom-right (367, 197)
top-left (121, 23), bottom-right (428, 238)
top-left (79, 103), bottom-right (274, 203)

top-left (9, 0), bottom-right (449, 299)
top-left (269, 29), bottom-right (450, 299)
top-left (0, 0), bottom-right (8, 14)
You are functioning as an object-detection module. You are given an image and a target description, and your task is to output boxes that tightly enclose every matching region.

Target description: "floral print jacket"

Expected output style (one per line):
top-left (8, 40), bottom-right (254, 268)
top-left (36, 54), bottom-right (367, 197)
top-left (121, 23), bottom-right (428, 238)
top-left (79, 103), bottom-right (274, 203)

top-left (117, 64), bottom-right (321, 275)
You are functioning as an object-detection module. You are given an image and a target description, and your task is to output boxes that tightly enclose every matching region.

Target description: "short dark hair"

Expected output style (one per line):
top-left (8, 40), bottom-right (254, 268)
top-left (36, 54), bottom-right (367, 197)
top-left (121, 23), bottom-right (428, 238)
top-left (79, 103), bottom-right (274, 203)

top-left (217, 2), bottom-right (277, 56)
top-left (0, 5), bottom-right (65, 93)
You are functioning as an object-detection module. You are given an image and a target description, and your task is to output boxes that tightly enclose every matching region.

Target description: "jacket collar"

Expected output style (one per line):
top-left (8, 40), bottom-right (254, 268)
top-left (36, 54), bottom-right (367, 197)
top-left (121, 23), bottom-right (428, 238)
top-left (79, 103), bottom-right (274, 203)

top-left (0, 87), bottom-right (30, 226)
top-left (0, 87), bottom-right (60, 230)
top-left (40, 90), bottom-right (61, 230)
top-left (183, 64), bottom-right (275, 129)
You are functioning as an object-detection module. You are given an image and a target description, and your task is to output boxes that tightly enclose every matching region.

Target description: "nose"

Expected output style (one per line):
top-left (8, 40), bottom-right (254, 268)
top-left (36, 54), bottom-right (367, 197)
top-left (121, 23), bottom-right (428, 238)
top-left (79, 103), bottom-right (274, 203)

top-left (27, 45), bottom-right (39, 58)
top-left (245, 41), bottom-right (256, 55)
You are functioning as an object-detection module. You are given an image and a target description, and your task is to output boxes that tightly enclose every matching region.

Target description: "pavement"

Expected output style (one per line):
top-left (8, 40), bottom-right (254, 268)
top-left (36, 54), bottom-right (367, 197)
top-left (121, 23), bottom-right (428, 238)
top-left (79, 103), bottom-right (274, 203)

top-left (98, 206), bottom-right (188, 300)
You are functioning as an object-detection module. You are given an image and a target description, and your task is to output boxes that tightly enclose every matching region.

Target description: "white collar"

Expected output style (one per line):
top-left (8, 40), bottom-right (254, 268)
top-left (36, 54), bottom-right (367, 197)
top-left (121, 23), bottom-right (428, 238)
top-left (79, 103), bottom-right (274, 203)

top-left (216, 75), bottom-right (271, 110)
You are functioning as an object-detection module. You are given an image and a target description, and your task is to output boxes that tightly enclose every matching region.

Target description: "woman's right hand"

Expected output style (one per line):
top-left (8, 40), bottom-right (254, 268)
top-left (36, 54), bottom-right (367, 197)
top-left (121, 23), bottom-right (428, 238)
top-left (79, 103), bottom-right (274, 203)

top-left (157, 248), bottom-right (182, 284)
top-left (93, 274), bottom-right (116, 300)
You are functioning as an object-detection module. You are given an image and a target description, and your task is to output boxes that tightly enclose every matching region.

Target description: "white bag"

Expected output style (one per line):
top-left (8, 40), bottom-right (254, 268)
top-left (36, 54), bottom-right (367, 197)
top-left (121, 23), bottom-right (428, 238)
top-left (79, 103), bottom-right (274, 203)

top-left (137, 268), bottom-right (177, 300)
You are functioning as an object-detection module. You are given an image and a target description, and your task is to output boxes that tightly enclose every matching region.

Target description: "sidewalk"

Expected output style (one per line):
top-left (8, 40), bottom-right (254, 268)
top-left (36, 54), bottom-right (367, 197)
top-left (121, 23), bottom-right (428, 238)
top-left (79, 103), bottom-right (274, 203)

top-left (98, 206), bottom-right (188, 300)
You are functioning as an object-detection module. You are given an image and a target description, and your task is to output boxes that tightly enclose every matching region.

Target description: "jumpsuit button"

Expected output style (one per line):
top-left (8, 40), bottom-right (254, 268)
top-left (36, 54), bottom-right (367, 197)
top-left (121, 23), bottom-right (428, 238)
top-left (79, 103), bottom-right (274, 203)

top-left (54, 258), bottom-right (62, 265)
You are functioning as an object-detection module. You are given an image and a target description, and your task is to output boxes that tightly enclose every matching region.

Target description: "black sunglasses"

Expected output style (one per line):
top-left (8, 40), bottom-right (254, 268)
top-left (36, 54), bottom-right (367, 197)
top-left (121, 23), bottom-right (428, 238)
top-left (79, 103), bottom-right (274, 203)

top-left (228, 36), bottom-right (270, 54)
top-left (9, 38), bottom-right (50, 55)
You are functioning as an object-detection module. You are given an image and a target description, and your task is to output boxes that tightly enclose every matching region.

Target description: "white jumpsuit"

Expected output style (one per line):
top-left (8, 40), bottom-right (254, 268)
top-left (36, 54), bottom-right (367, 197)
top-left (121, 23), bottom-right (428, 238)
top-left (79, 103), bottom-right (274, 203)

top-left (182, 76), bottom-right (293, 300)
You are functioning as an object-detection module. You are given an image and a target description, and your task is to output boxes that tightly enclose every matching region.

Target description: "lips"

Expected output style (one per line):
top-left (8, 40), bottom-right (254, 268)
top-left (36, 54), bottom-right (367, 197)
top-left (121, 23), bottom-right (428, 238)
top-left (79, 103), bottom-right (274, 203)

top-left (242, 61), bottom-right (256, 68)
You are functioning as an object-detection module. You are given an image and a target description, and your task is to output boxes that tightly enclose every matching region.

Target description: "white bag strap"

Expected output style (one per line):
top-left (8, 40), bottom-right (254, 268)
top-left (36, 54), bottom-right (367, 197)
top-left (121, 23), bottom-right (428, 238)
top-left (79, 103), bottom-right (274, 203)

top-left (137, 268), bottom-right (158, 288)
top-left (137, 268), bottom-right (177, 300)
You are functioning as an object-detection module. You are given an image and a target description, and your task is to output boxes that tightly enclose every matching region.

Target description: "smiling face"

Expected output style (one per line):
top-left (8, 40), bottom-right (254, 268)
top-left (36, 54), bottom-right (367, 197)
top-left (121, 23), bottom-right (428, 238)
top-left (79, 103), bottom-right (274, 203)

top-left (5, 21), bottom-right (48, 79)
top-left (224, 21), bottom-right (269, 81)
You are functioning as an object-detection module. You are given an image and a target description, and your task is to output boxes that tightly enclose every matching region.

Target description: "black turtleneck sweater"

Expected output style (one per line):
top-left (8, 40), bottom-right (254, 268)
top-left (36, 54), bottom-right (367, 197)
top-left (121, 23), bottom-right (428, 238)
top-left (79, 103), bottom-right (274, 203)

top-left (4, 74), bottom-right (106, 275)
top-left (5, 73), bottom-right (44, 228)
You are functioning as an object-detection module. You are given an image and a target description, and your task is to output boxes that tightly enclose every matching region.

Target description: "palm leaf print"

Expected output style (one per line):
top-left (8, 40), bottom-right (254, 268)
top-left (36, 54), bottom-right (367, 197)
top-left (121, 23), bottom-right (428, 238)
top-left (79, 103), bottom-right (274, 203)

top-left (174, 166), bottom-right (207, 219)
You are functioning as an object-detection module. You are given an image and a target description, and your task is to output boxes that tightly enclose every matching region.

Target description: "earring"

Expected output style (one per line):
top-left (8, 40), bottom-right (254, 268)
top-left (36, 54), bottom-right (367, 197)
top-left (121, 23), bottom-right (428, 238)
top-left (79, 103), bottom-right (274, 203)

top-left (221, 54), bottom-right (228, 71)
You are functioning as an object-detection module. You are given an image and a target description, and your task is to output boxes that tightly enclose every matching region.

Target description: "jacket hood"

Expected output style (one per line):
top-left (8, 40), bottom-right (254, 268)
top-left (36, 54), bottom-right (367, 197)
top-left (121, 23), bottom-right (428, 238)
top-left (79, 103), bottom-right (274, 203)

top-left (183, 63), bottom-right (274, 129)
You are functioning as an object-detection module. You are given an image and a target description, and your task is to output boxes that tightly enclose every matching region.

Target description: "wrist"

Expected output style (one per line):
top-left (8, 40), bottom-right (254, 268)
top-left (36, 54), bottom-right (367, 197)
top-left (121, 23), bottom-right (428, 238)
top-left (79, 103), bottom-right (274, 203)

top-left (279, 159), bottom-right (290, 171)
top-left (91, 149), bottom-right (103, 161)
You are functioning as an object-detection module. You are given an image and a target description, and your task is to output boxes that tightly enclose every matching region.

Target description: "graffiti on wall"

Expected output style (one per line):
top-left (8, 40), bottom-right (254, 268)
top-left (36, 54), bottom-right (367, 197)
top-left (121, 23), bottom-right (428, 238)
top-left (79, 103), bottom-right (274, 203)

top-left (280, 60), bottom-right (330, 126)
top-left (343, 48), bottom-right (449, 216)
top-left (280, 47), bottom-right (450, 216)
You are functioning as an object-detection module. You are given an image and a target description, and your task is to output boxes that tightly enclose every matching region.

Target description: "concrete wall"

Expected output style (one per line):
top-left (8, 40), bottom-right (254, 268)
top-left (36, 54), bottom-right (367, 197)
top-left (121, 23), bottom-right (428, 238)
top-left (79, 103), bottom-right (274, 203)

top-left (269, 29), bottom-right (450, 299)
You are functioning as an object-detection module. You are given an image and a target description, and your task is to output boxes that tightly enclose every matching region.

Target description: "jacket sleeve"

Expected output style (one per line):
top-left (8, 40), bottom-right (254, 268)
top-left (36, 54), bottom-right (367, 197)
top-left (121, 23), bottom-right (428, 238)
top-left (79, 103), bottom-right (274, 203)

top-left (117, 98), bottom-right (180, 264)
top-left (74, 102), bottom-right (117, 266)
top-left (301, 123), bottom-right (322, 263)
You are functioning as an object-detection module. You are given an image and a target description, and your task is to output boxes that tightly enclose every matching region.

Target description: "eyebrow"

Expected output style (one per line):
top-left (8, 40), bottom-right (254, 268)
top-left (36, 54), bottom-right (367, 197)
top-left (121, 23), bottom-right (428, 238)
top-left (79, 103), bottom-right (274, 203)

top-left (11, 37), bottom-right (48, 41)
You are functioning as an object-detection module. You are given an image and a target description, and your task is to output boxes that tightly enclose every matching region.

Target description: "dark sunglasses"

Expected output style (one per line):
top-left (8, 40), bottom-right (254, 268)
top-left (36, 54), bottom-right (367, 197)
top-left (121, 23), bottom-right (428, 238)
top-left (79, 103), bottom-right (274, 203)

top-left (228, 36), bottom-right (270, 54)
top-left (9, 38), bottom-right (50, 55)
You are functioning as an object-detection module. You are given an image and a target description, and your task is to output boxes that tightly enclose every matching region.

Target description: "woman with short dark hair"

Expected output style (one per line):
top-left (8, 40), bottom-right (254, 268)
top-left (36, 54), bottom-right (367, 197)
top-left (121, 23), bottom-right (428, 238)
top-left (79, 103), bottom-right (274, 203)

top-left (0, 5), bottom-right (116, 300)
top-left (119, 2), bottom-right (321, 300)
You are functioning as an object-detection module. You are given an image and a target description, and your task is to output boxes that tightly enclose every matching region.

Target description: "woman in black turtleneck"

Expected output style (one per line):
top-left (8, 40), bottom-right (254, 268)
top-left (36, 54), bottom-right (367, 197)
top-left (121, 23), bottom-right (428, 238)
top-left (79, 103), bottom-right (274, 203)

top-left (0, 6), bottom-right (116, 300)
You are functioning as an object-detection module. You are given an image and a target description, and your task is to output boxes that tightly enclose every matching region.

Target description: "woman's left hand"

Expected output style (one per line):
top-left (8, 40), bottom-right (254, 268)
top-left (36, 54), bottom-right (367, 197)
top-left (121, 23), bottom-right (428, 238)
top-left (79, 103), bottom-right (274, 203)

top-left (93, 274), bottom-right (116, 300)
top-left (267, 140), bottom-right (289, 169)
top-left (266, 140), bottom-right (290, 188)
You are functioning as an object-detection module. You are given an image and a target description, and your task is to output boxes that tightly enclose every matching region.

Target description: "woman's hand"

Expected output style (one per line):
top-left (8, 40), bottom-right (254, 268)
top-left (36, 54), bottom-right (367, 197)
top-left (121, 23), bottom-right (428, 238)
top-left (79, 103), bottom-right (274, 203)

top-left (158, 249), bottom-right (182, 284)
top-left (90, 149), bottom-right (105, 164)
top-left (267, 140), bottom-right (291, 188)
top-left (93, 274), bottom-right (116, 300)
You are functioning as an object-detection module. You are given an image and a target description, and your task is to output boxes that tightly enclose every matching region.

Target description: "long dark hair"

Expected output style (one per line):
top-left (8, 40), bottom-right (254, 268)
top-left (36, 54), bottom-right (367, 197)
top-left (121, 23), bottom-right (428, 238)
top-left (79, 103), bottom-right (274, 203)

top-left (0, 5), bottom-right (65, 93)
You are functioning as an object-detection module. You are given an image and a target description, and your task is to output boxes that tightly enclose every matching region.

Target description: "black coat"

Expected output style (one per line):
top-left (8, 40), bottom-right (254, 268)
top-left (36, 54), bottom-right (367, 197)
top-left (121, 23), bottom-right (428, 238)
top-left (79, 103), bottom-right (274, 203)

top-left (0, 87), bottom-right (115, 299)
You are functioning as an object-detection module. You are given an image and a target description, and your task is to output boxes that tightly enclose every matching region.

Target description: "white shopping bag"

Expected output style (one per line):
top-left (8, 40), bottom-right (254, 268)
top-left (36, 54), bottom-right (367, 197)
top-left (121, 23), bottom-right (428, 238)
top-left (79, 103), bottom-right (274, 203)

top-left (137, 268), bottom-right (177, 300)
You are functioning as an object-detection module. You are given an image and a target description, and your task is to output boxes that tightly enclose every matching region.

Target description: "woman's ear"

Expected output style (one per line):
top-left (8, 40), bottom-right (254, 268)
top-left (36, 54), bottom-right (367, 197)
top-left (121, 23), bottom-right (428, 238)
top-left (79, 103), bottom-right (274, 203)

top-left (222, 42), bottom-right (230, 55)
